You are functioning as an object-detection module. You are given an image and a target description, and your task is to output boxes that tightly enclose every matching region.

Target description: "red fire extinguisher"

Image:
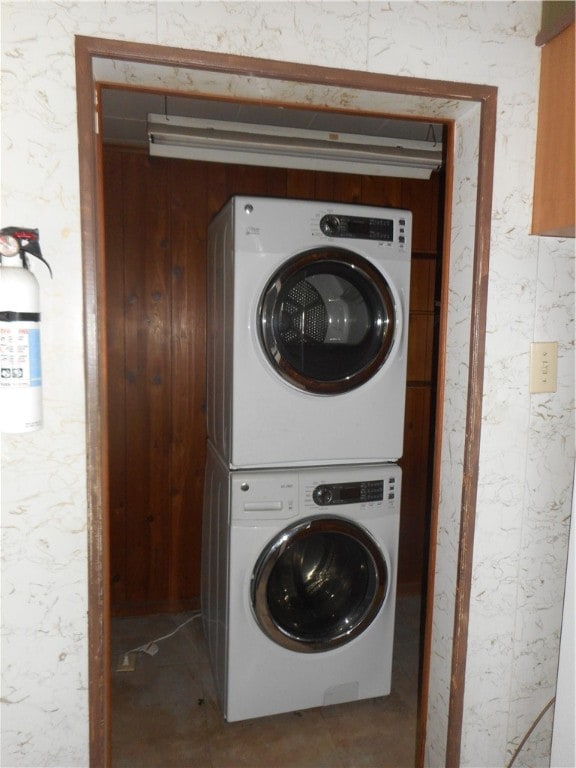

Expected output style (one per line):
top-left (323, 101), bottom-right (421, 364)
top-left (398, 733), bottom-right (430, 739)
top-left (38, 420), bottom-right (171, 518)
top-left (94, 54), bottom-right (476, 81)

top-left (0, 228), bottom-right (52, 433)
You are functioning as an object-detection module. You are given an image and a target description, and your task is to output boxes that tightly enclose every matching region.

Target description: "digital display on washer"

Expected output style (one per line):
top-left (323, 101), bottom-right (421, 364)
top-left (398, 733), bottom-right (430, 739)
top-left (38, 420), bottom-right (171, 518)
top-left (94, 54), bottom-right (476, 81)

top-left (319, 214), bottom-right (394, 242)
top-left (313, 480), bottom-right (384, 506)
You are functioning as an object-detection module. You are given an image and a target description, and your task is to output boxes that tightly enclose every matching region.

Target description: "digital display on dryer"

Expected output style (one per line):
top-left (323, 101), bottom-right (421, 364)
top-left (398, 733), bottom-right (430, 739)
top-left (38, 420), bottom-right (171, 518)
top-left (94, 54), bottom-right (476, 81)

top-left (346, 219), bottom-right (370, 237)
top-left (348, 218), bottom-right (394, 241)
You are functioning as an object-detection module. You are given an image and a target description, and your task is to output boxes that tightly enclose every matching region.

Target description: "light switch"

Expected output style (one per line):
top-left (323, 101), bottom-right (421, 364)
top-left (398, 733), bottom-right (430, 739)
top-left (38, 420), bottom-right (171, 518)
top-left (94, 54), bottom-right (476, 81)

top-left (529, 342), bottom-right (558, 394)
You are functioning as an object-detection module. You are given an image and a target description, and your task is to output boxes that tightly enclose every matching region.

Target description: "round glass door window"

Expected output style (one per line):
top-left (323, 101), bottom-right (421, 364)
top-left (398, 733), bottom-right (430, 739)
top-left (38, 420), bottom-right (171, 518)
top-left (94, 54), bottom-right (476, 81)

top-left (259, 248), bottom-right (396, 394)
top-left (251, 516), bottom-right (389, 653)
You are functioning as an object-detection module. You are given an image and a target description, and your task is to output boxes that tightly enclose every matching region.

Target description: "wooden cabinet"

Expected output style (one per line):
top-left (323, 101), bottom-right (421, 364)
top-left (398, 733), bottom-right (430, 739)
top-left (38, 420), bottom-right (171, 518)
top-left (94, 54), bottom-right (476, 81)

top-left (532, 21), bottom-right (575, 237)
top-left (103, 148), bottom-right (443, 614)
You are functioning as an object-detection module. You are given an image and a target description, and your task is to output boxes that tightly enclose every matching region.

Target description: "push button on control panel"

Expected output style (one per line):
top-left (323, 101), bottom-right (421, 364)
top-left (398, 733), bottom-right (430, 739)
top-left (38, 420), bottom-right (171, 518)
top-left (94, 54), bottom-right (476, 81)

top-left (398, 217), bottom-right (406, 245)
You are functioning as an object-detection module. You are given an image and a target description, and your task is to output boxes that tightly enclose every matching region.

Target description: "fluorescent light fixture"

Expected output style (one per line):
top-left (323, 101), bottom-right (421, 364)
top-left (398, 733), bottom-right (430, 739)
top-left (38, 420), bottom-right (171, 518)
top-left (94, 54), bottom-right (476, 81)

top-left (148, 114), bottom-right (443, 179)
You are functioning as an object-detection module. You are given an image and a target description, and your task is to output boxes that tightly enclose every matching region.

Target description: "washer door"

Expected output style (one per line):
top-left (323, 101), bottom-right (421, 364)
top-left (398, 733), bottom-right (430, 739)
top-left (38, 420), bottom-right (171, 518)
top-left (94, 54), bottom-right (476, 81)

top-left (259, 248), bottom-right (396, 394)
top-left (251, 516), bottom-right (389, 653)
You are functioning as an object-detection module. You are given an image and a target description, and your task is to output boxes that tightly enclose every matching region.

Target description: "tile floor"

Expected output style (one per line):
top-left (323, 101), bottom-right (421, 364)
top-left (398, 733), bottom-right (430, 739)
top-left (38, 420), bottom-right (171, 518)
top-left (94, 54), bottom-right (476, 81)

top-left (111, 596), bottom-right (422, 767)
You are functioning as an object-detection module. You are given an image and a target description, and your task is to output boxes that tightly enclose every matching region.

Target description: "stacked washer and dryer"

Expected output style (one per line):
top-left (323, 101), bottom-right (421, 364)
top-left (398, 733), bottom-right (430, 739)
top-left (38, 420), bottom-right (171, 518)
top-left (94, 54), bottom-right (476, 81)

top-left (202, 196), bottom-right (412, 722)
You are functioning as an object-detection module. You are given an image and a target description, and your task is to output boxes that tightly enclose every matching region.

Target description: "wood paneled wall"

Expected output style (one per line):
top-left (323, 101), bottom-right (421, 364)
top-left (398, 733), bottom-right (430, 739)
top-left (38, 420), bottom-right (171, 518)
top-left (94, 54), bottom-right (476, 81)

top-left (102, 146), bottom-right (443, 615)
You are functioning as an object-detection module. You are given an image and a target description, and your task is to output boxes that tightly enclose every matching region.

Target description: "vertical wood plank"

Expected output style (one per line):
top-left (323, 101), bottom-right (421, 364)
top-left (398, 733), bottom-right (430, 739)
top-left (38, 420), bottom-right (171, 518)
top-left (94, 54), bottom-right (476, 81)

top-left (122, 152), bottom-right (172, 607)
top-left (406, 314), bottom-right (435, 383)
top-left (263, 167), bottom-right (288, 198)
top-left (402, 172), bottom-right (440, 252)
top-left (361, 176), bottom-right (403, 207)
top-left (286, 169), bottom-right (316, 199)
top-left (400, 252), bottom-right (439, 592)
top-left (206, 161), bottom-right (230, 220)
top-left (115, 151), bottom-right (149, 609)
top-left (103, 147), bottom-right (127, 608)
top-left (406, 255), bottom-right (438, 383)
top-left (225, 164), bottom-right (270, 196)
top-left (398, 386), bottom-right (432, 593)
top-left (330, 172), bottom-right (363, 203)
top-left (314, 171), bottom-right (339, 201)
top-left (168, 158), bottom-right (207, 606)
top-left (410, 254), bottom-right (436, 312)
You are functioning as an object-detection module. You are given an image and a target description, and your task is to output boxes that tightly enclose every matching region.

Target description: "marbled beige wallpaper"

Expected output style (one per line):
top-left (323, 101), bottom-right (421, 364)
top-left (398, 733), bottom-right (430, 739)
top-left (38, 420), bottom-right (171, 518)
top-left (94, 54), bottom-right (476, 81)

top-left (1, 3), bottom-right (573, 767)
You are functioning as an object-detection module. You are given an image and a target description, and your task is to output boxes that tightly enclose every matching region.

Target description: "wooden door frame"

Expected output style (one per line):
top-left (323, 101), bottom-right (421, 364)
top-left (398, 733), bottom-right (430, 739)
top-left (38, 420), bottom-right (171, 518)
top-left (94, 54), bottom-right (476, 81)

top-left (75, 35), bottom-right (496, 768)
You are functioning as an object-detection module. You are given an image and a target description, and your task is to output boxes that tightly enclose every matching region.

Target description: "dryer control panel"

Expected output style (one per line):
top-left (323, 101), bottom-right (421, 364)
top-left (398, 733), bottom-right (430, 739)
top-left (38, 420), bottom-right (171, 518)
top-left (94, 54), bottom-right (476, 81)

top-left (312, 479), bottom-right (386, 506)
top-left (319, 213), bottom-right (407, 243)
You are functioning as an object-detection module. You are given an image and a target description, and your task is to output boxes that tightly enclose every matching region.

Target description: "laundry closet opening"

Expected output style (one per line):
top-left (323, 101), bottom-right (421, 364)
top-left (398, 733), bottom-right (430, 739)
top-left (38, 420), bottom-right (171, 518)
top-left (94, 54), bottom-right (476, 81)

top-left (101, 89), bottom-right (446, 766)
top-left (101, 96), bottom-right (445, 617)
top-left (78, 36), bottom-right (497, 767)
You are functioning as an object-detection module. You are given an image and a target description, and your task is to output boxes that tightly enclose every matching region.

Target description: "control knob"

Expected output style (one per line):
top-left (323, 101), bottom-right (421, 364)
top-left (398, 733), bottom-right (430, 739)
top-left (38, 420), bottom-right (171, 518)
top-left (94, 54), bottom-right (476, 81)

top-left (320, 215), bottom-right (341, 237)
top-left (313, 486), bottom-right (333, 505)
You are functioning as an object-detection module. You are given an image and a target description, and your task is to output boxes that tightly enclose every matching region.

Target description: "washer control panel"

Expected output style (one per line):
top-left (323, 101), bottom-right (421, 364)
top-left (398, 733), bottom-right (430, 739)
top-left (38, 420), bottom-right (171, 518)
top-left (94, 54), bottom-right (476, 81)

top-left (319, 214), bottom-right (396, 242)
top-left (312, 479), bottom-right (385, 506)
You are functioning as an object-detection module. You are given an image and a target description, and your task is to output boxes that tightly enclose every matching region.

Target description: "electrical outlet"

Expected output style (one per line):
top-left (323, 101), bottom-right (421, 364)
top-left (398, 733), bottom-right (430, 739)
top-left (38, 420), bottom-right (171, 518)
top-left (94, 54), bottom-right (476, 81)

top-left (116, 652), bottom-right (136, 672)
top-left (529, 342), bottom-right (558, 394)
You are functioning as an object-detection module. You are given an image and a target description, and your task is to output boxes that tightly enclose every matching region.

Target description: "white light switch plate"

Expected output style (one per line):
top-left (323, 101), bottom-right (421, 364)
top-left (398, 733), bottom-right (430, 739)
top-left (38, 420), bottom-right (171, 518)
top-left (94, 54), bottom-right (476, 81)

top-left (530, 342), bottom-right (558, 394)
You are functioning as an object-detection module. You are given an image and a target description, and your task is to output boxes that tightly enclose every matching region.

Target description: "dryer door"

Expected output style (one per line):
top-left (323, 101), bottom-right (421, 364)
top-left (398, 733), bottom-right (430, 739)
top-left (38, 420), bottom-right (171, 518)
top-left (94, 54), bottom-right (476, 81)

top-left (259, 248), bottom-right (396, 394)
top-left (251, 516), bottom-right (389, 653)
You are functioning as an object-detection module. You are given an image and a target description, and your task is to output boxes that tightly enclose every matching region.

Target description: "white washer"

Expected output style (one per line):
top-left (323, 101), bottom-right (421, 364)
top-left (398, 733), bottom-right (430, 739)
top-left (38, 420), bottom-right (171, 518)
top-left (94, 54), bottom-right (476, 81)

top-left (206, 196), bottom-right (412, 468)
top-left (201, 443), bottom-right (401, 722)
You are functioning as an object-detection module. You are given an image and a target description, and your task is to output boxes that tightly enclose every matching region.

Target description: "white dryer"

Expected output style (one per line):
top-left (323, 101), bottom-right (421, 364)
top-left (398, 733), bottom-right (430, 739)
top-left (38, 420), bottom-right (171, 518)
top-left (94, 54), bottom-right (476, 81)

top-left (206, 196), bottom-right (412, 468)
top-left (201, 443), bottom-right (401, 722)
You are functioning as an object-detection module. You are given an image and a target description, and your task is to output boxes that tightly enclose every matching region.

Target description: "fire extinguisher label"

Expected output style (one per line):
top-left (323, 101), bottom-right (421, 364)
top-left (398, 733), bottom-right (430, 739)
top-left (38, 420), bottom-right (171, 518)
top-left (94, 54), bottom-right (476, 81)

top-left (28, 328), bottom-right (42, 386)
top-left (0, 324), bottom-right (42, 388)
